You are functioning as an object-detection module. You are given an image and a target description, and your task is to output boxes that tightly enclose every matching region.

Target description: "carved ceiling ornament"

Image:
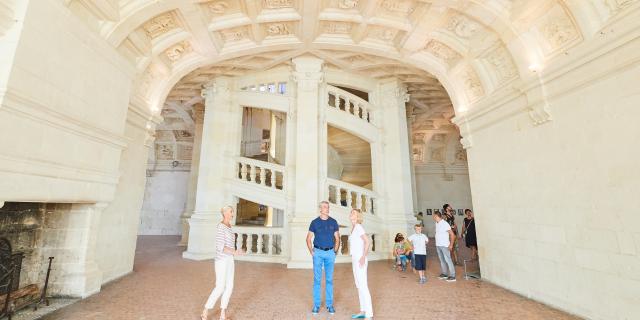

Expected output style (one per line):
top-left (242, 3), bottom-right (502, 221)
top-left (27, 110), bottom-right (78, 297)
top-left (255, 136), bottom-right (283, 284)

top-left (371, 27), bottom-right (396, 41)
top-left (143, 13), bottom-right (178, 38)
top-left (208, 1), bottom-right (229, 14)
top-left (460, 66), bottom-right (484, 101)
top-left (447, 14), bottom-right (480, 39)
top-left (538, 6), bottom-right (580, 50)
top-left (165, 41), bottom-right (192, 62)
top-left (338, 0), bottom-right (359, 9)
top-left (485, 45), bottom-right (517, 84)
top-left (155, 143), bottom-right (175, 160)
top-left (266, 23), bottom-right (291, 36)
top-left (425, 40), bottom-right (461, 66)
top-left (221, 28), bottom-right (245, 41)
top-left (324, 22), bottom-right (352, 34)
top-left (381, 0), bottom-right (415, 14)
top-left (264, 0), bottom-right (293, 9)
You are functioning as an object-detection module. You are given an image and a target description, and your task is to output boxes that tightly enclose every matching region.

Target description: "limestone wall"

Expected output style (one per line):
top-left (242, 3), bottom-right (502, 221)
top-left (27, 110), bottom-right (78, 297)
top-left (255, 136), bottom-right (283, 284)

top-left (462, 30), bottom-right (640, 320)
top-left (139, 170), bottom-right (189, 235)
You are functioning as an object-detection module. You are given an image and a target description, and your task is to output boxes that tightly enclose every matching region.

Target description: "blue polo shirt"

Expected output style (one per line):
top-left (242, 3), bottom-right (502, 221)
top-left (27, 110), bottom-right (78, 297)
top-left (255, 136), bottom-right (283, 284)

top-left (309, 216), bottom-right (339, 249)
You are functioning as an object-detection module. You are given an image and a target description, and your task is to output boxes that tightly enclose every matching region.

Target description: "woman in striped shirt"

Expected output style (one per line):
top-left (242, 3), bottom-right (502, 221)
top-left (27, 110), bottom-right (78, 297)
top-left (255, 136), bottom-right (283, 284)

top-left (201, 206), bottom-right (244, 320)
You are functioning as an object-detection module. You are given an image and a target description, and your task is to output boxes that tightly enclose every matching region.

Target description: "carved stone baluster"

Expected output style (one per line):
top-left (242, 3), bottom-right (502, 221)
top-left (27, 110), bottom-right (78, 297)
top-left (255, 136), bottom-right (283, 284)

top-left (363, 195), bottom-right (369, 212)
top-left (249, 165), bottom-right (256, 183)
top-left (345, 97), bottom-right (351, 114)
top-left (336, 187), bottom-right (343, 206)
top-left (235, 233), bottom-right (241, 250)
top-left (366, 109), bottom-right (371, 123)
top-left (356, 103), bottom-right (362, 119)
top-left (335, 94), bottom-right (341, 110)
top-left (243, 234), bottom-right (250, 254)
top-left (240, 163), bottom-right (247, 180)
top-left (270, 170), bottom-right (277, 188)
top-left (328, 91), bottom-right (334, 108)
top-left (346, 190), bottom-right (353, 208)
top-left (257, 234), bottom-right (264, 255)
top-left (266, 234), bottom-right (273, 255)
top-left (355, 192), bottom-right (362, 210)
top-left (259, 167), bottom-right (266, 186)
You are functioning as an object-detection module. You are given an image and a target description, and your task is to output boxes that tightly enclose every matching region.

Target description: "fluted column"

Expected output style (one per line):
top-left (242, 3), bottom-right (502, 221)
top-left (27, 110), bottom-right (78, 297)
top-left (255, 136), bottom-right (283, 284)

top-left (178, 104), bottom-right (205, 246)
top-left (183, 77), bottom-right (233, 260)
top-left (287, 56), bottom-right (324, 268)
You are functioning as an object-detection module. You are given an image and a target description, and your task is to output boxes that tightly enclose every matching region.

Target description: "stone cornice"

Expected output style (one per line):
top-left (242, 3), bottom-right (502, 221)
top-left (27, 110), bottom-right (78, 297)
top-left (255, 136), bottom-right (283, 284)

top-left (0, 88), bottom-right (129, 149)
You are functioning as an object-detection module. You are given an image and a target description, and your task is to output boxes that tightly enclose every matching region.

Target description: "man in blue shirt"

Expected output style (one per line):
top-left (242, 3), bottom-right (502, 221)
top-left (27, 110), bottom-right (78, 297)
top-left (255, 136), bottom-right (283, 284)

top-left (306, 200), bottom-right (340, 315)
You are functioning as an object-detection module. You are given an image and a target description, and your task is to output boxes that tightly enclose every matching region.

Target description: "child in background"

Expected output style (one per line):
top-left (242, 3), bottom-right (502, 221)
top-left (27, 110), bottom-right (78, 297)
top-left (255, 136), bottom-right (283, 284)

top-left (408, 224), bottom-right (429, 283)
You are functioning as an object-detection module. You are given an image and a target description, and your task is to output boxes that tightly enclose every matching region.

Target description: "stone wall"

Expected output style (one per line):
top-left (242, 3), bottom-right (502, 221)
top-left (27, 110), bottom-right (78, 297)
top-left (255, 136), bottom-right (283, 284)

top-left (139, 171), bottom-right (189, 235)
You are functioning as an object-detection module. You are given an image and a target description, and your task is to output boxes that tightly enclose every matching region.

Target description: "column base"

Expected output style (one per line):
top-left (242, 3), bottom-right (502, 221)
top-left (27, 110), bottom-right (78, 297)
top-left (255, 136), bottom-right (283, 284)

top-left (183, 212), bottom-right (218, 260)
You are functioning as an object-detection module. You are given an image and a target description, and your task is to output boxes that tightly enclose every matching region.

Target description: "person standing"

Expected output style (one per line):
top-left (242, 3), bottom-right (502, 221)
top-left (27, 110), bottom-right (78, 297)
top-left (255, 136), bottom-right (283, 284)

top-left (461, 209), bottom-right (478, 260)
top-left (306, 201), bottom-right (340, 315)
top-left (443, 204), bottom-right (459, 265)
top-left (433, 211), bottom-right (456, 282)
top-left (408, 224), bottom-right (429, 284)
top-left (201, 206), bottom-right (244, 320)
top-left (348, 209), bottom-right (373, 319)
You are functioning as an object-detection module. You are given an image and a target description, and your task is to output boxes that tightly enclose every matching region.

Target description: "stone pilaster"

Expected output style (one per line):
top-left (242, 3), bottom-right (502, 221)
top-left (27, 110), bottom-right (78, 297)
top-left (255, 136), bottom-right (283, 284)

top-left (183, 77), bottom-right (233, 260)
top-left (178, 103), bottom-right (205, 246)
top-left (377, 79), bottom-right (415, 251)
top-left (287, 56), bottom-right (324, 268)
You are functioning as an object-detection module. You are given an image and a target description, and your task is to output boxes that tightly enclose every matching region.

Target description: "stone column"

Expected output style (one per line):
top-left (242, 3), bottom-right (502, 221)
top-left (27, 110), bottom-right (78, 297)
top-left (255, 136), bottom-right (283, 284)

top-left (41, 203), bottom-right (104, 297)
top-left (287, 56), bottom-right (324, 268)
top-left (183, 77), bottom-right (233, 260)
top-left (178, 103), bottom-right (205, 246)
top-left (377, 79), bottom-right (415, 252)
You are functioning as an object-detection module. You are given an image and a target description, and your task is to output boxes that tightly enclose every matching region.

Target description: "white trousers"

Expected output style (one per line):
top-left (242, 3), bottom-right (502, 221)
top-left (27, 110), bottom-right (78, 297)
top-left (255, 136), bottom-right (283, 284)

top-left (205, 256), bottom-right (235, 309)
top-left (352, 259), bottom-right (373, 317)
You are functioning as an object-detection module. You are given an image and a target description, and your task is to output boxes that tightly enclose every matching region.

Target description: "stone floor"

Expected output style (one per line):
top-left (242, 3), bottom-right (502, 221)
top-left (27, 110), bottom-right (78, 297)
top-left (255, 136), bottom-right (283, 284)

top-left (39, 236), bottom-right (580, 320)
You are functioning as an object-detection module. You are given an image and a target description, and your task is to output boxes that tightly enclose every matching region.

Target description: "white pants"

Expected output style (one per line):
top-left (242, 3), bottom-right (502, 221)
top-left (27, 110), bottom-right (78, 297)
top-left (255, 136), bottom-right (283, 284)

top-left (205, 256), bottom-right (235, 309)
top-left (352, 259), bottom-right (373, 317)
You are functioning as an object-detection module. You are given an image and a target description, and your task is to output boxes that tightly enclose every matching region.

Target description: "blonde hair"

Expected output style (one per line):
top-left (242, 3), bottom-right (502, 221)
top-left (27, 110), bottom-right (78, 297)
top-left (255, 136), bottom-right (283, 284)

top-left (351, 208), bottom-right (364, 224)
top-left (220, 205), bottom-right (233, 217)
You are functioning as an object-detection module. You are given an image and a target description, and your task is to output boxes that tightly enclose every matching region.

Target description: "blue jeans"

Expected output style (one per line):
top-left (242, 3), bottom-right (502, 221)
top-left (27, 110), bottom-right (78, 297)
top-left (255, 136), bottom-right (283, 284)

top-left (313, 248), bottom-right (336, 307)
top-left (436, 246), bottom-right (456, 277)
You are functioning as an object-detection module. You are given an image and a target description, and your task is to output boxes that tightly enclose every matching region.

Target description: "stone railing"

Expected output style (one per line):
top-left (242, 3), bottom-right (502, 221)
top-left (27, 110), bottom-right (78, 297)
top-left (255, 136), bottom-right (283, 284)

top-left (239, 82), bottom-right (287, 95)
top-left (337, 228), bottom-right (379, 257)
top-left (233, 226), bottom-right (284, 261)
top-left (326, 178), bottom-right (377, 215)
top-left (236, 157), bottom-right (284, 191)
top-left (326, 85), bottom-right (374, 124)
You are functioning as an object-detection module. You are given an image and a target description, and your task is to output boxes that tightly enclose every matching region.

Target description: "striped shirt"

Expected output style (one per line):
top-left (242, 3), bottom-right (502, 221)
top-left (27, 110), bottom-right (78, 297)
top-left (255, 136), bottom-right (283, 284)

top-left (215, 223), bottom-right (235, 260)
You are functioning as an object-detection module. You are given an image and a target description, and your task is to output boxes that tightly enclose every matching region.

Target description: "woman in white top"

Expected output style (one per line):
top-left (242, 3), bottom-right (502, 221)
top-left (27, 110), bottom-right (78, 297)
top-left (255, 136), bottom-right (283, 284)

top-left (201, 206), bottom-right (244, 320)
top-left (349, 208), bottom-right (373, 319)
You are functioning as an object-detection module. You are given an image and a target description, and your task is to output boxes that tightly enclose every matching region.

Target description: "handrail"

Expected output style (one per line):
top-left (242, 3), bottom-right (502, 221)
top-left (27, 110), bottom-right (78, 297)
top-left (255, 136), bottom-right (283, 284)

top-left (237, 156), bottom-right (284, 172)
top-left (326, 178), bottom-right (377, 214)
top-left (326, 178), bottom-right (375, 197)
top-left (236, 157), bottom-right (285, 190)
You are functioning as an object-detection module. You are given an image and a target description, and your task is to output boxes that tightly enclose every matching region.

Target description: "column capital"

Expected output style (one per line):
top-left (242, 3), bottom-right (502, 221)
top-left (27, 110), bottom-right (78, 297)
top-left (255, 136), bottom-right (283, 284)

top-left (201, 77), bottom-right (232, 100)
top-left (378, 79), bottom-right (410, 104)
top-left (193, 103), bottom-right (205, 124)
top-left (292, 56), bottom-right (324, 91)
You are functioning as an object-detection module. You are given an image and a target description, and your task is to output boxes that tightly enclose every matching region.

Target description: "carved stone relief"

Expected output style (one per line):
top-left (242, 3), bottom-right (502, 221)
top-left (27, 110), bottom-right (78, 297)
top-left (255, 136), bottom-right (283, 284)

top-left (424, 40), bottom-right (461, 67)
top-left (324, 22), bottom-right (352, 34)
top-left (454, 147), bottom-right (467, 163)
top-left (606, 0), bottom-right (638, 13)
top-left (484, 45), bottom-right (517, 85)
top-left (174, 130), bottom-right (193, 141)
top-left (143, 13), bottom-right (178, 38)
top-left (447, 14), bottom-right (480, 39)
top-left (155, 130), bottom-right (174, 141)
top-left (381, 0), bottom-right (415, 14)
top-left (266, 23), bottom-right (291, 36)
top-left (177, 144), bottom-right (194, 160)
top-left (165, 41), bottom-right (192, 62)
top-left (208, 1), bottom-right (229, 14)
top-left (221, 28), bottom-right (246, 41)
top-left (156, 144), bottom-right (175, 160)
top-left (338, 0), bottom-right (359, 9)
top-left (537, 6), bottom-right (580, 50)
top-left (370, 27), bottom-right (396, 41)
top-left (460, 66), bottom-right (484, 101)
top-left (264, 0), bottom-right (293, 9)
top-left (430, 146), bottom-right (445, 162)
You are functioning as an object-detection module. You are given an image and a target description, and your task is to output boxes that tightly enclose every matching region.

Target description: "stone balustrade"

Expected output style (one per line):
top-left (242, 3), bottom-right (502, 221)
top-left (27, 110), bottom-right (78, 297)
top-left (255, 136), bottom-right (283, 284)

top-left (326, 178), bottom-right (377, 215)
top-left (239, 82), bottom-right (288, 95)
top-left (326, 85), bottom-right (374, 123)
top-left (236, 157), bottom-right (285, 191)
top-left (233, 226), bottom-right (284, 262)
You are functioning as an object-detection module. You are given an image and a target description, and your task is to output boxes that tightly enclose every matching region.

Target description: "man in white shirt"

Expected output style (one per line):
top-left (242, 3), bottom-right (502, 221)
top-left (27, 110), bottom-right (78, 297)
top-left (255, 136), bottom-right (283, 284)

top-left (433, 211), bottom-right (456, 282)
top-left (408, 224), bottom-right (429, 284)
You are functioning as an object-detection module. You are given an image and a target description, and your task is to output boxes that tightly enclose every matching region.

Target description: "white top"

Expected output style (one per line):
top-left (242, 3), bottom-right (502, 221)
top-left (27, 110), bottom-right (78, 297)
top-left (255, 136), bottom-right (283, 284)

top-left (215, 223), bottom-right (235, 260)
top-left (435, 220), bottom-right (452, 247)
top-left (349, 224), bottom-right (366, 260)
top-left (408, 233), bottom-right (429, 255)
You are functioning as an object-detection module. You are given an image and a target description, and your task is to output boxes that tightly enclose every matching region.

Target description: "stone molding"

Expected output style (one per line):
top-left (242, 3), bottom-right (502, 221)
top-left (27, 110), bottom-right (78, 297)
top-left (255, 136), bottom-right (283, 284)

top-left (1, 89), bottom-right (129, 149)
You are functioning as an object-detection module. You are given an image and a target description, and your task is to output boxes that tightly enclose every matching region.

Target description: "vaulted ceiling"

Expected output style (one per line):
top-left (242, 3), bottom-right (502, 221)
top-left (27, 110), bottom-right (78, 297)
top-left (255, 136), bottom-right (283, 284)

top-left (65, 0), bottom-right (638, 160)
